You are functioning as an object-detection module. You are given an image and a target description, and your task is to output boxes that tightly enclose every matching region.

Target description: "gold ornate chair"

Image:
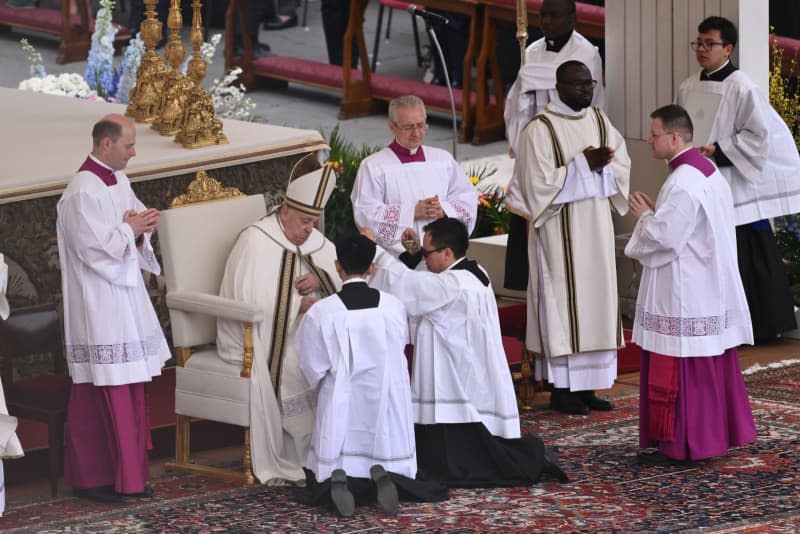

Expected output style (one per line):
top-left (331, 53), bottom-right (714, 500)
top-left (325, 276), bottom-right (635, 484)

top-left (158, 171), bottom-right (268, 483)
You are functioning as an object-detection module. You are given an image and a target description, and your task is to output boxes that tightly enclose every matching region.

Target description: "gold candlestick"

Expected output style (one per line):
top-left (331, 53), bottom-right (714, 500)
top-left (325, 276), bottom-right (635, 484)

top-left (175, 0), bottom-right (228, 149)
top-left (126, 0), bottom-right (168, 123)
top-left (152, 0), bottom-right (193, 135)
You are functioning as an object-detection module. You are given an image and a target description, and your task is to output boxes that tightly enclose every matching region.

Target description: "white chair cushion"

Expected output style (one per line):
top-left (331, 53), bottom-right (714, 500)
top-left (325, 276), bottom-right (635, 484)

top-left (175, 349), bottom-right (250, 426)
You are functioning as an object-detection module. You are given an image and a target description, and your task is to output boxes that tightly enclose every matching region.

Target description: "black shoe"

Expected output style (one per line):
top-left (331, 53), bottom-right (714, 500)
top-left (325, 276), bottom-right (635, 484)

top-left (549, 389), bottom-right (589, 415)
top-left (120, 485), bottom-right (154, 499)
top-left (330, 469), bottom-right (355, 517)
top-left (637, 450), bottom-right (681, 466)
top-left (543, 447), bottom-right (570, 483)
top-left (263, 14), bottom-right (298, 31)
top-left (73, 485), bottom-right (125, 503)
top-left (578, 390), bottom-right (614, 411)
top-left (370, 465), bottom-right (399, 515)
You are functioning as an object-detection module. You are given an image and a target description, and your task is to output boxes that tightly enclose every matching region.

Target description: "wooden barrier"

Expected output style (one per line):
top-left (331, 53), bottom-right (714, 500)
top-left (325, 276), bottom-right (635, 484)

top-left (0, 0), bottom-right (130, 64)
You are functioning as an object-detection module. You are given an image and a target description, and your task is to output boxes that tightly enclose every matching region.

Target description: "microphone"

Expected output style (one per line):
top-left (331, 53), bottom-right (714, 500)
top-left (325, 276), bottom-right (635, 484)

top-left (407, 5), bottom-right (449, 25)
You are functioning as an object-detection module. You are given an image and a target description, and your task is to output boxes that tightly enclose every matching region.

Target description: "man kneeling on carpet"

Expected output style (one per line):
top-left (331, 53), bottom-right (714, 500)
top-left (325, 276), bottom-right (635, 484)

top-left (625, 104), bottom-right (757, 465)
top-left (365, 218), bottom-right (569, 487)
top-left (296, 234), bottom-right (449, 516)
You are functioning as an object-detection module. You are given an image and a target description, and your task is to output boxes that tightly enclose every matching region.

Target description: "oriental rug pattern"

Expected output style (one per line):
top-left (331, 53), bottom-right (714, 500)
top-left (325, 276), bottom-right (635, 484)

top-left (2, 365), bottom-right (799, 533)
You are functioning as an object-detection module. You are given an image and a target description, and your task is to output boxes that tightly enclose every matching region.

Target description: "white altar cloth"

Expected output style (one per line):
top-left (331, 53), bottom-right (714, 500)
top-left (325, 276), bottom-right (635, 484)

top-left (0, 88), bottom-right (327, 204)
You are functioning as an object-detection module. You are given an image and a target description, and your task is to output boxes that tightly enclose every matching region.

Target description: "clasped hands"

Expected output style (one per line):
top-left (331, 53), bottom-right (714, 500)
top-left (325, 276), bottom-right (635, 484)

top-left (124, 208), bottom-right (160, 238)
top-left (583, 146), bottom-right (615, 172)
top-left (628, 191), bottom-right (655, 219)
top-left (414, 195), bottom-right (444, 220)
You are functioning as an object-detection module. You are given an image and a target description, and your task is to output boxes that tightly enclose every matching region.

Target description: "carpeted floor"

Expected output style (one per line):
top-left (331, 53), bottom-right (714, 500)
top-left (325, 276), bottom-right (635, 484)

top-left (2, 364), bottom-right (799, 533)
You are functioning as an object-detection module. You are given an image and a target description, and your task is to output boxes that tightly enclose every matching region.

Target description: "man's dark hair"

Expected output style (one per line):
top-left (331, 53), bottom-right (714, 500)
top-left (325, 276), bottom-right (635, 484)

top-left (650, 104), bottom-right (694, 143)
top-left (556, 60), bottom-right (588, 82)
top-left (335, 234), bottom-right (376, 275)
top-left (92, 119), bottom-right (123, 146)
top-left (698, 16), bottom-right (738, 48)
top-left (423, 217), bottom-right (469, 259)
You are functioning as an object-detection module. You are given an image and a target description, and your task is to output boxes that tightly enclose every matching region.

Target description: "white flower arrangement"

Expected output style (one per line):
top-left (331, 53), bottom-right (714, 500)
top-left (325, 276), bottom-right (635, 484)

top-left (18, 73), bottom-right (95, 98)
top-left (207, 67), bottom-right (258, 121)
top-left (18, 27), bottom-right (259, 122)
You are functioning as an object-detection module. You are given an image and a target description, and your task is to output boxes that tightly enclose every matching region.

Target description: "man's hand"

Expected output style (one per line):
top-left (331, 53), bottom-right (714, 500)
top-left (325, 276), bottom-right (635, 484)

top-left (299, 295), bottom-right (319, 314)
top-left (123, 208), bottom-right (160, 237)
top-left (401, 227), bottom-right (420, 255)
top-left (628, 191), bottom-right (655, 219)
top-left (414, 195), bottom-right (444, 220)
top-left (295, 272), bottom-right (321, 296)
top-left (583, 146), bottom-right (615, 172)
top-left (698, 144), bottom-right (716, 157)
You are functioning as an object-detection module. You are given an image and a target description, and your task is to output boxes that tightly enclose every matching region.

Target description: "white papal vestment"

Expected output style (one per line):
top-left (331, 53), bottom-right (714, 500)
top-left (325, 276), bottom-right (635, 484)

top-left (298, 281), bottom-right (416, 482)
top-left (515, 100), bottom-right (630, 391)
top-left (370, 252), bottom-right (520, 439)
top-left (352, 146), bottom-right (477, 257)
top-left (217, 213), bottom-right (339, 484)
top-left (57, 160), bottom-right (171, 386)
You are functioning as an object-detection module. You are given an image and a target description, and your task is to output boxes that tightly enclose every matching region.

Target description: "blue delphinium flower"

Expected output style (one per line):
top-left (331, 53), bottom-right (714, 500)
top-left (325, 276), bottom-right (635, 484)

top-left (116, 32), bottom-right (145, 104)
top-left (84, 0), bottom-right (118, 99)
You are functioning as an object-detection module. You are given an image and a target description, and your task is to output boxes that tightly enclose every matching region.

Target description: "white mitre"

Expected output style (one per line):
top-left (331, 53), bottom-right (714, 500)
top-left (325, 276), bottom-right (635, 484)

top-left (284, 156), bottom-right (338, 216)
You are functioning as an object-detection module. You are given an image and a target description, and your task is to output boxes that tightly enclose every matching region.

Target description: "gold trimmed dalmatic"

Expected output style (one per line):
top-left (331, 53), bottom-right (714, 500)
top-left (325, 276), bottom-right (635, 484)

top-left (217, 212), bottom-right (339, 484)
top-left (516, 105), bottom-right (630, 375)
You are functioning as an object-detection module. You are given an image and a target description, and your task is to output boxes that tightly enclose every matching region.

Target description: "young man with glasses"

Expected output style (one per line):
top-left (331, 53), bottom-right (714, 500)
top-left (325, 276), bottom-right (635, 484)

top-left (364, 218), bottom-right (568, 487)
top-left (625, 104), bottom-right (756, 466)
top-left (351, 95), bottom-right (477, 261)
top-left (515, 60), bottom-right (631, 416)
top-left (676, 16), bottom-right (800, 344)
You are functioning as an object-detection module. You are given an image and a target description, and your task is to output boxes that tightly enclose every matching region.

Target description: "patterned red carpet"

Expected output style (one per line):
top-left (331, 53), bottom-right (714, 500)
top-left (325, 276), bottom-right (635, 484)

top-left (2, 364), bottom-right (799, 533)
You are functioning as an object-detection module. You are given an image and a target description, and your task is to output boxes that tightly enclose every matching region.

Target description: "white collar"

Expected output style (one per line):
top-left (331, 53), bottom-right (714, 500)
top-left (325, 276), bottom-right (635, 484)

top-left (546, 94), bottom-right (588, 118)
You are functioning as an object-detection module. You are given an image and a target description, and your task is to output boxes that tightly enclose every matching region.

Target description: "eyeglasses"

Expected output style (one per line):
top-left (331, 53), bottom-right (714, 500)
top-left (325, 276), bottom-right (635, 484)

top-left (648, 131), bottom-right (674, 140)
top-left (690, 40), bottom-right (725, 50)
top-left (393, 122), bottom-right (429, 132)
top-left (558, 80), bottom-right (598, 89)
top-left (420, 246), bottom-right (447, 257)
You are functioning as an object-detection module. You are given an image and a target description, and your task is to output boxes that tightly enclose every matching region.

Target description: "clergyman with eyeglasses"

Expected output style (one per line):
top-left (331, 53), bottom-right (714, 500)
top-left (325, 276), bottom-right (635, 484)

top-left (351, 95), bottom-right (477, 261)
top-left (514, 60), bottom-right (631, 416)
top-left (676, 16), bottom-right (800, 344)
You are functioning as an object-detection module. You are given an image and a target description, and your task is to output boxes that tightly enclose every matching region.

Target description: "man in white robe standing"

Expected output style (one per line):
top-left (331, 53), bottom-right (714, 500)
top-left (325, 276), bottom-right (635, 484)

top-left (57, 114), bottom-right (171, 502)
top-left (0, 254), bottom-right (24, 516)
top-left (515, 60), bottom-right (630, 415)
top-left (367, 218), bottom-right (568, 487)
top-left (297, 234), bottom-right (448, 516)
top-left (217, 158), bottom-right (340, 485)
top-left (626, 104), bottom-right (756, 465)
top-left (503, 0), bottom-right (605, 291)
top-left (351, 95), bottom-right (477, 258)
top-left (675, 16), bottom-right (800, 344)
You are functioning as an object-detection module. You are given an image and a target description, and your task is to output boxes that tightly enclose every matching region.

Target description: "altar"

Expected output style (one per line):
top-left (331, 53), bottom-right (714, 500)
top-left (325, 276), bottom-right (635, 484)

top-left (0, 88), bottom-right (327, 308)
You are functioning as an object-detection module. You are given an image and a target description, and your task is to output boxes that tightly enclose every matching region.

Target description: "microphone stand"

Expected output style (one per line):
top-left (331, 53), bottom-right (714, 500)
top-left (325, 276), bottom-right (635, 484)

top-left (420, 17), bottom-right (458, 159)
